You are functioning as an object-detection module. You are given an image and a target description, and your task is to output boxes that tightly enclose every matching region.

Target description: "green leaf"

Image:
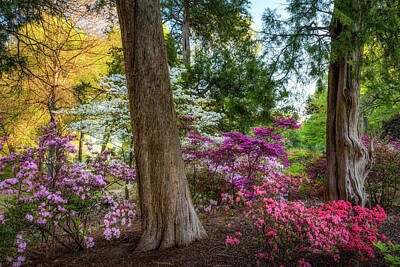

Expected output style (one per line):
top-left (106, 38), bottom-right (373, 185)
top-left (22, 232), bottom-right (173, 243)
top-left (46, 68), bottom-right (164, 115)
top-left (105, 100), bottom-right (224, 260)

top-left (374, 241), bottom-right (388, 253)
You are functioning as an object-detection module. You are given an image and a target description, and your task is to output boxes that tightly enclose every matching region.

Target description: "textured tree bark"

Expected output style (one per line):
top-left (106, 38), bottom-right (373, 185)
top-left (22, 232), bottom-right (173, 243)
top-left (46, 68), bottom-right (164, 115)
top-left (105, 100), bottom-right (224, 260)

top-left (326, 18), bottom-right (374, 207)
top-left (116, 0), bottom-right (206, 252)
top-left (182, 0), bottom-right (191, 65)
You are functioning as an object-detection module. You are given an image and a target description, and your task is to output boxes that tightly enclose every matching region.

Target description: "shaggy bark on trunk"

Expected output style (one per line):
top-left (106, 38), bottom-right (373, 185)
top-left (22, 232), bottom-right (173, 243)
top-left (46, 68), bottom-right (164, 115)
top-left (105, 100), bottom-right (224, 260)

top-left (116, 0), bottom-right (206, 252)
top-left (326, 17), bottom-right (374, 207)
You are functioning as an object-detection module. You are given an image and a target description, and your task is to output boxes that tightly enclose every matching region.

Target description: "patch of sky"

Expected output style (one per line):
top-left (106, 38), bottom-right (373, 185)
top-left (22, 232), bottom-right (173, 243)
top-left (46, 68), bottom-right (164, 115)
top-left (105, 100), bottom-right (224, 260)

top-left (249, 0), bottom-right (288, 32)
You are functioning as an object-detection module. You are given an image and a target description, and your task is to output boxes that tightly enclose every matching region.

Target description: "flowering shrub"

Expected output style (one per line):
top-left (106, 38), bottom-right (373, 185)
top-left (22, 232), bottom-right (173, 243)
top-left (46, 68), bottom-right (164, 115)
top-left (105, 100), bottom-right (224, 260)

top-left (181, 116), bottom-right (304, 215)
top-left (228, 185), bottom-right (388, 265)
top-left (177, 116), bottom-right (196, 137)
top-left (273, 116), bottom-right (301, 130)
top-left (304, 154), bottom-right (326, 184)
top-left (286, 149), bottom-right (308, 175)
top-left (362, 136), bottom-right (400, 207)
top-left (192, 193), bottom-right (219, 214)
top-left (285, 149), bottom-right (325, 199)
top-left (172, 83), bottom-right (223, 140)
top-left (247, 172), bottom-right (304, 201)
top-left (56, 69), bottom-right (224, 157)
top-left (0, 123), bottom-right (136, 265)
top-left (303, 154), bottom-right (326, 198)
top-left (55, 74), bottom-right (132, 147)
top-left (183, 121), bottom-right (296, 199)
top-left (101, 191), bottom-right (136, 241)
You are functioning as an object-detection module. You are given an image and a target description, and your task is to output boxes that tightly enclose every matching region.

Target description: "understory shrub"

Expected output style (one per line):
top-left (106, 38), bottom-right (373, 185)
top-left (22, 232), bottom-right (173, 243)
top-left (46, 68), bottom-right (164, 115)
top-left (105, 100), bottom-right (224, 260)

top-left (0, 123), bottom-right (136, 266)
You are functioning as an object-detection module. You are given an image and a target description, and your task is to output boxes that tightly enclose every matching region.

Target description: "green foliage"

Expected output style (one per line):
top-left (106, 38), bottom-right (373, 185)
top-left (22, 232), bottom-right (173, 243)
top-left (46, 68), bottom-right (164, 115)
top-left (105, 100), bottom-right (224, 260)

top-left (106, 46), bottom-right (125, 75)
top-left (367, 106), bottom-right (400, 137)
top-left (183, 37), bottom-right (276, 132)
top-left (161, 0), bottom-right (251, 55)
top-left (285, 148), bottom-right (326, 199)
top-left (262, 0), bottom-right (400, 81)
top-left (262, 0), bottom-right (400, 119)
top-left (261, 0), bottom-right (331, 84)
top-left (382, 115), bottom-right (400, 140)
top-left (375, 241), bottom-right (400, 266)
top-left (103, 26), bottom-right (178, 75)
top-left (299, 87), bottom-right (327, 152)
top-left (0, 0), bottom-right (63, 73)
top-left (300, 153), bottom-right (326, 199)
top-left (161, 0), bottom-right (281, 132)
top-left (0, 201), bottom-right (32, 260)
top-left (163, 28), bottom-right (178, 67)
top-left (286, 148), bottom-right (315, 175)
top-left (360, 44), bottom-right (400, 136)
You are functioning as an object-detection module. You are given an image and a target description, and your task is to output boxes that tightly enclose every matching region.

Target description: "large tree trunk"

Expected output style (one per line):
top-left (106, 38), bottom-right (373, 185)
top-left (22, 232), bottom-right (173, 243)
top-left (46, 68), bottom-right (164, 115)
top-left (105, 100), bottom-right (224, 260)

top-left (116, 0), bottom-right (206, 252)
top-left (326, 17), bottom-right (374, 207)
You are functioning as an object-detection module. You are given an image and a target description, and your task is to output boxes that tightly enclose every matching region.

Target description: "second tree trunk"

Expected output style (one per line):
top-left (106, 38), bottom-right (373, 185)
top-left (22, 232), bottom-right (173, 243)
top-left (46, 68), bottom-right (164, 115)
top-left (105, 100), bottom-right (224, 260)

top-left (326, 18), bottom-right (374, 207)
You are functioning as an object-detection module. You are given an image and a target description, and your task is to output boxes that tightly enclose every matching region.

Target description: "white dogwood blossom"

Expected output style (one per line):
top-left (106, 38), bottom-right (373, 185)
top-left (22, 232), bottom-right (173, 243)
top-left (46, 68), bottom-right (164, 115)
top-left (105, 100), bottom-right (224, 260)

top-left (57, 69), bottom-right (224, 147)
top-left (170, 68), bottom-right (223, 139)
top-left (55, 75), bottom-right (131, 147)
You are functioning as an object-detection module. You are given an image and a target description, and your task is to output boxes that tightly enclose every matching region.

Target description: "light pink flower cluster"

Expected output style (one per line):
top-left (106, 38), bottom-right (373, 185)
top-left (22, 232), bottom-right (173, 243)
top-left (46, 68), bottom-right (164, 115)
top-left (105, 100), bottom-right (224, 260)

top-left (102, 191), bottom-right (136, 240)
top-left (193, 193), bottom-right (218, 214)
top-left (4, 235), bottom-right (27, 266)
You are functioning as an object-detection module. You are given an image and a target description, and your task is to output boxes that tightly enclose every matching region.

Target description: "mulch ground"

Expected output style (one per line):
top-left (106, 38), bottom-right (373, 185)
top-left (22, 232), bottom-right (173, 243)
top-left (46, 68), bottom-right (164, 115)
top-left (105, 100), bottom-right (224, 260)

top-left (24, 206), bottom-right (400, 267)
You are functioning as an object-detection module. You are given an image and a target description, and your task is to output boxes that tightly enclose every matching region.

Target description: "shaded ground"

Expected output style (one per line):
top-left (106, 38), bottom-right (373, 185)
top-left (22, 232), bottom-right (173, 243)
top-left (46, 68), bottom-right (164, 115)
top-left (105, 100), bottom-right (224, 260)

top-left (25, 206), bottom-right (400, 267)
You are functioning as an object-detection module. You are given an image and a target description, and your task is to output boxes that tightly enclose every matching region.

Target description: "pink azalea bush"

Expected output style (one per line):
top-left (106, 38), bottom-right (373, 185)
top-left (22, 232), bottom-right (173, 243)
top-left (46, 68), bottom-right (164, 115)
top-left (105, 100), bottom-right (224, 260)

top-left (303, 154), bottom-right (326, 198)
top-left (0, 123), bottom-right (136, 265)
top-left (227, 184), bottom-right (388, 265)
top-left (286, 149), bottom-right (325, 199)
